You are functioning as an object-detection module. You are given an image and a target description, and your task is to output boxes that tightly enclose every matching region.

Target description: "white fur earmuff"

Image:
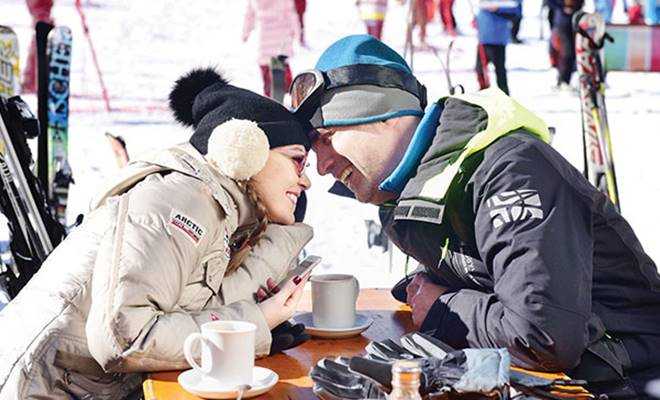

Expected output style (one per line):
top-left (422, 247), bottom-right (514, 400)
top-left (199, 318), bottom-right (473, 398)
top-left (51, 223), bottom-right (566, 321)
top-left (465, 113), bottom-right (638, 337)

top-left (206, 119), bottom-right (270, 180)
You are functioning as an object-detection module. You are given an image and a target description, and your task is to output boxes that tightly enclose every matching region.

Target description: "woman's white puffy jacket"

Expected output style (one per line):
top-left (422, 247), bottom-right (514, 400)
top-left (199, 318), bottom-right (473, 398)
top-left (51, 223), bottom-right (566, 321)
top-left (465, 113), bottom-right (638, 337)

top-left (0, 143), bottom-right (313, 399)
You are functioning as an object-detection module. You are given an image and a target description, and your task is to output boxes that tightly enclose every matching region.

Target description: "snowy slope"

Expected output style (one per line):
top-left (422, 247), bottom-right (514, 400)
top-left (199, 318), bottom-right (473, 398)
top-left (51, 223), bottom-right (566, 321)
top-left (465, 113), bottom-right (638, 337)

top-left (2, 0), bottom-right (659, 288)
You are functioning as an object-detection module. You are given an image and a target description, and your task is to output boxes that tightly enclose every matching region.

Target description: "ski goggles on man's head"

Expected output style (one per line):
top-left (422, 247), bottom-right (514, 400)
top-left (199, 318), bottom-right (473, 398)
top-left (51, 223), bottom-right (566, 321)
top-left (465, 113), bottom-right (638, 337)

top-left (290, 64), bottom-right (427, 123)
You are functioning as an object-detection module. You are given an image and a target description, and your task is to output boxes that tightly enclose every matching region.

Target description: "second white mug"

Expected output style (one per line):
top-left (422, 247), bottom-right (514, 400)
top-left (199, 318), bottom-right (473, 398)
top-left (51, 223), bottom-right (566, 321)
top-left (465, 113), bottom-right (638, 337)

top-left (311, 274), bottom-right (359, 329)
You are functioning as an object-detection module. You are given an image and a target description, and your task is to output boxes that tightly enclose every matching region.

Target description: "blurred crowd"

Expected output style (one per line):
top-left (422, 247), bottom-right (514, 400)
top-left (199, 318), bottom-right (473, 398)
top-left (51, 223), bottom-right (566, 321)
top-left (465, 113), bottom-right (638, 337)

top-left (20, 0), bottom-right (659, 97)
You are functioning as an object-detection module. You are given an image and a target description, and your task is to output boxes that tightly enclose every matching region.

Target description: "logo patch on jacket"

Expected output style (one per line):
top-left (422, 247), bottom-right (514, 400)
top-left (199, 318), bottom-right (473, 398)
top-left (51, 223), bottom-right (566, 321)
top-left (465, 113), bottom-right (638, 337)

top-left (169, 211), bottom-right (205, 245)
top-left (486, 189), bottom-right (543, 228)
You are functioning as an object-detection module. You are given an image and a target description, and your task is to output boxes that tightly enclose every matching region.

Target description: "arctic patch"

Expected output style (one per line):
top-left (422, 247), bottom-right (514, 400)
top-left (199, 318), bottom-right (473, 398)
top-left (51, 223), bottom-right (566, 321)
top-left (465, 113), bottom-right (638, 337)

top-left (486, 189), bottom-right (543, 228)
top-left (169, 210), bottom-right (205, 245)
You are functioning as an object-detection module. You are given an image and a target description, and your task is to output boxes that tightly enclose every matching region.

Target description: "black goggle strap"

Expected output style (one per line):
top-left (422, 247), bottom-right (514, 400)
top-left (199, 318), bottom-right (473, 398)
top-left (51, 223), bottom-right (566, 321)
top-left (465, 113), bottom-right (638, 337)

top-left (324, 64), bottom-right (427, 109)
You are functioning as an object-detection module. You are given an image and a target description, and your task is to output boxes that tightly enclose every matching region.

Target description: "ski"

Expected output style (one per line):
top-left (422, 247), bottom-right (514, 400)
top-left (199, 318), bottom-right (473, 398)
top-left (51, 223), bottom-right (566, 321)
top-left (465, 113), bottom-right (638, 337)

top-left (573, 12), bottom-right (620, 211)
top-left (36, 21), bottom-right (53, 192)
top-left (0, 96), bottom-right (64, 298)
top-left (269, 55), bottom-right (288, 104)
top-left (0, 25), bottom-right (19, 99)
top-left (46, 26), bottom-right (73, 225)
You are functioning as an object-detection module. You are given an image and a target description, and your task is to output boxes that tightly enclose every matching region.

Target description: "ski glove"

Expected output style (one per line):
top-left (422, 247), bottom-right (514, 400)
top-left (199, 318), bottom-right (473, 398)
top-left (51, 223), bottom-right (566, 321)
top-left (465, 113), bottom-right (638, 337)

top-left (311, 332), bottom-right (511, 399)
top-left (269, 320), bottom-right (310, 355)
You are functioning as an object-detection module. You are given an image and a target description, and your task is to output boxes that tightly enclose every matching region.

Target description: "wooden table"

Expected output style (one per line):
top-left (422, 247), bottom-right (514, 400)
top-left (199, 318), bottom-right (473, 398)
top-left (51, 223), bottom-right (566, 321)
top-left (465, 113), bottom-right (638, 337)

top-left (143, 289), bottom-right (590, 399)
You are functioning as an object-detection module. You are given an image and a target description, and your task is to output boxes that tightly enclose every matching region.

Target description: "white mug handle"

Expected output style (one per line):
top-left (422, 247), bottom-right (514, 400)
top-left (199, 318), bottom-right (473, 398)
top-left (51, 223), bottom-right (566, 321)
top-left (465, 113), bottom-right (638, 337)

top-left (353, 276), bottom-right (360, 301)
top-left (183, 332), bottom-right (213, 374)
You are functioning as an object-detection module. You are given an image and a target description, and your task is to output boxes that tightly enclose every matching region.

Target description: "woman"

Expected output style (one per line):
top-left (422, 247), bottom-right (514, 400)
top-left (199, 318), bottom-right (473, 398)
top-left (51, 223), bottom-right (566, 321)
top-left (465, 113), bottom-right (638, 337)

top-left (242, 0), bottom-right (299, 97)
top-left (0, 68), bottom-right (314, 399)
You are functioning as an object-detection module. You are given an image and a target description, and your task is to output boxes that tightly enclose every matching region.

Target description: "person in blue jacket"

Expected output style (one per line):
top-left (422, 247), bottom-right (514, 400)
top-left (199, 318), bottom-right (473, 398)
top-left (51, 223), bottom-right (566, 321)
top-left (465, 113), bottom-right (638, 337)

top-left (475, 0), bottom-right (521, 94)
top-left (290, 34), bottom-right (660, 399)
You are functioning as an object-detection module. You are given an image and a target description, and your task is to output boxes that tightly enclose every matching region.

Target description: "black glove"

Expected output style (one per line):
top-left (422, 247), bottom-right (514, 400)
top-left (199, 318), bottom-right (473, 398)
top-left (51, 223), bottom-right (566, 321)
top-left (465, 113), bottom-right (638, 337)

top-left (311, 357), bottom-right (387, 400)
top-left (269, 320), bottom-right (310, 355)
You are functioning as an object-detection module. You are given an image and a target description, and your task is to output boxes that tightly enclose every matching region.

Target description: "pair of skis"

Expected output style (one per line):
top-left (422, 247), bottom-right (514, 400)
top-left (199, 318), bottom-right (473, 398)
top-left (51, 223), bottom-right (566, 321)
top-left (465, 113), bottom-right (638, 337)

top-left (36, 22), bottom-right (74, 226)
top-left (574, 12), bottom-right (621, 211)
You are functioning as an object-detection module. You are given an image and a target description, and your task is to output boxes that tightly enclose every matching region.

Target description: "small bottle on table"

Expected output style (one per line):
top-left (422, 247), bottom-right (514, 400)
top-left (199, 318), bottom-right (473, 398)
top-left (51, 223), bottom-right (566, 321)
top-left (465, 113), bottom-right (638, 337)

top-left (388, 360), bottom-right (422, 400)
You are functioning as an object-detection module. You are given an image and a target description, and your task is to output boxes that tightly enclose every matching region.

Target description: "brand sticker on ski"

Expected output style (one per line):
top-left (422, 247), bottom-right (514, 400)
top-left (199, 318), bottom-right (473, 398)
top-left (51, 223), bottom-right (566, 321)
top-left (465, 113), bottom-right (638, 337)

top-left (486, 189), bottom-right (544, 228)
top-left (169, 210), bottom-right (205, 245)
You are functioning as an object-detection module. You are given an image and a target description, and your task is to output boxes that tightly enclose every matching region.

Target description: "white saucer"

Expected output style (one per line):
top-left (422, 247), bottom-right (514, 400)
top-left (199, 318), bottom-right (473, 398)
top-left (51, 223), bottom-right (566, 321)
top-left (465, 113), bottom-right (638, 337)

top-left (178, 366), bottom-right (278, 399)
top-left (293, 312), bottom-right (373, 339)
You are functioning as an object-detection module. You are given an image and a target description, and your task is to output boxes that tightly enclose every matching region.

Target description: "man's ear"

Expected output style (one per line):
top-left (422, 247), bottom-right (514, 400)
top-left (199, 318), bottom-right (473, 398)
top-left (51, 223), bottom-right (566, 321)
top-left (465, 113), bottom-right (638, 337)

top-left (383, 115), bottom-right (421, 138)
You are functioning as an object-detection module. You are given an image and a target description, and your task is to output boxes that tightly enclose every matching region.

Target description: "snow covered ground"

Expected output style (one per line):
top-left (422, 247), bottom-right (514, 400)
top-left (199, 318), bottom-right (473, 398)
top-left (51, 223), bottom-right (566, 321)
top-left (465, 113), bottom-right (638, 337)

top-left (3, 0), bottom-right (659, 288)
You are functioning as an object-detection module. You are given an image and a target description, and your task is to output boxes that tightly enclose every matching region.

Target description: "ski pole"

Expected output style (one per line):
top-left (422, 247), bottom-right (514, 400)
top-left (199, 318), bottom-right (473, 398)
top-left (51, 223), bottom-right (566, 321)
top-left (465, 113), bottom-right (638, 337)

top-left (74, 0), bottom-right (111, 112)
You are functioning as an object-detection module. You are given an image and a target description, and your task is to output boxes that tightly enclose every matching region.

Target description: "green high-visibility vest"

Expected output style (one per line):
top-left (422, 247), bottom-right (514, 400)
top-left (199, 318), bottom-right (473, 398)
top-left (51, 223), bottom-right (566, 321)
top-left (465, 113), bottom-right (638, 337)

top-left (418, 87), bottom-right (552, 203)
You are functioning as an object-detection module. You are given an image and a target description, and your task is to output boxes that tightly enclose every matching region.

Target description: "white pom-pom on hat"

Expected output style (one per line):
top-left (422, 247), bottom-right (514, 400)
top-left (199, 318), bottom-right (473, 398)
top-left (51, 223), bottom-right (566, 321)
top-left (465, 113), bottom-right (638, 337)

top-left (206, 119), bottom-right (270, 180)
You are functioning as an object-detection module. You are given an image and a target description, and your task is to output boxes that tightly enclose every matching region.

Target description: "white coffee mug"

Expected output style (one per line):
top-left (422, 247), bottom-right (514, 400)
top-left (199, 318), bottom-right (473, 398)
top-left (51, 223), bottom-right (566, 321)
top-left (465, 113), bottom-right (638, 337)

top-left (311, 274), bottom-right (360, 329)
top-left (183, 320), bottom-right (256, 386)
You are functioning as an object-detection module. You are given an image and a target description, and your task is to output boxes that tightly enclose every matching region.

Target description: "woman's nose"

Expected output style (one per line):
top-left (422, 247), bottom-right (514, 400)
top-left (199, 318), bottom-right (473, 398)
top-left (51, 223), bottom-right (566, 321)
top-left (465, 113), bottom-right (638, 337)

top-left (299, 172), bottom-right (311, 190)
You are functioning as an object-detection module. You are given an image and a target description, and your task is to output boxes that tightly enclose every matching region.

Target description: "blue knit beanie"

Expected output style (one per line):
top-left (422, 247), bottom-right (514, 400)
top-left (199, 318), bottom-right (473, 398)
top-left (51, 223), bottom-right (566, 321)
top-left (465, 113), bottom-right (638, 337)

top-left (310, 35), bottom-right (425, 128)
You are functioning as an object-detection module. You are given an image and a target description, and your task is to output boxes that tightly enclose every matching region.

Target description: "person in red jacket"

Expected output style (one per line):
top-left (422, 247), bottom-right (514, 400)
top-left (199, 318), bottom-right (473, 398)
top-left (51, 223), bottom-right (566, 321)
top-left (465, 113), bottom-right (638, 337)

top-left (293, 0), bottom-right (307, 46)
top-left (439, 0), bottom-right (457, 36)
top-left (21, 0), bottom-right (54, 93)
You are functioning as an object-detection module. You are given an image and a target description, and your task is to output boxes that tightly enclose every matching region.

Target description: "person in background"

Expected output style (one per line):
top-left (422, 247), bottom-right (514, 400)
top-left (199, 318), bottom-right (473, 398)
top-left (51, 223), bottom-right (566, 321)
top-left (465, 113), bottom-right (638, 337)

top-left (21, 0), bottom-right (54, 94)
top-left (293, 0), bottom-right (307, 46)
top-left (510, 0), bottom-right (524, 43)
top-left (439, 0), bottom-right (458, 36)
top-left (475, 0), bottom-right (520, 94)
top-left (242, 0), bottom-right (299, 98)
top-left (595, 0), bottom-right (614, 22)
top-left (357, 0), bottom-right (388, 40)
top-left (626, 0), bottom-right (645, 24)
top-left (547, 0), bottom-right (583, 90)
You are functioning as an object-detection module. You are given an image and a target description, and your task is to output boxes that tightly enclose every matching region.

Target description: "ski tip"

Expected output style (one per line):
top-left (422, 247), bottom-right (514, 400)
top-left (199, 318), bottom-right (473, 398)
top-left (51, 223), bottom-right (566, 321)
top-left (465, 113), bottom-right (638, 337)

top-left (169, 67), bottom-right (228, 128)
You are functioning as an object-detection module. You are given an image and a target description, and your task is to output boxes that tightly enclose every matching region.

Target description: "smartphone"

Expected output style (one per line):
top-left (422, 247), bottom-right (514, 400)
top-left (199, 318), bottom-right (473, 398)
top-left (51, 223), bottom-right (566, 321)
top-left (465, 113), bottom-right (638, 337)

top-left (272, 255), bottom-right (322, 294)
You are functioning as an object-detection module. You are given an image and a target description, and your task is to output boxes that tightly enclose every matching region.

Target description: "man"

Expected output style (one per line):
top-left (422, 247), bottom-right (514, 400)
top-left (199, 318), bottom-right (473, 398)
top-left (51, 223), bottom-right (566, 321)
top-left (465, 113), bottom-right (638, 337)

top-left (290, 34), bottom-right (660, 398)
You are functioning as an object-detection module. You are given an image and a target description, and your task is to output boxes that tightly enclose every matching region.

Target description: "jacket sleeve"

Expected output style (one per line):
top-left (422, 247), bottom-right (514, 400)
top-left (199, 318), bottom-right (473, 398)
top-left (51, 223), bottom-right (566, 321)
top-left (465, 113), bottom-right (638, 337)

top-left (220, 223), bottom-right (313, 305)
top-left (424, 142), bottom-right (594, 371)
top-left (85, 181), bottom-right (271, 373)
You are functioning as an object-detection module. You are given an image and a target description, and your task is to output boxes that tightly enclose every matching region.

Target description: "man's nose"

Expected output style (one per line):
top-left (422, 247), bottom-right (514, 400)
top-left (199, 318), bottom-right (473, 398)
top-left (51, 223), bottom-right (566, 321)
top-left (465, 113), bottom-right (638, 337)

top-left (313, 141), bottom-right (334, 176)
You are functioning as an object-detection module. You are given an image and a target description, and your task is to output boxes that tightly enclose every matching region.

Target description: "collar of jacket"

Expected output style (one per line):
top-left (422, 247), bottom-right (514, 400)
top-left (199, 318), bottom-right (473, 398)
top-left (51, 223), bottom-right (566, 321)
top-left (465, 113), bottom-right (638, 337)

top-left (378, 100), bottom-right (444, 194)
top-left (389, 87), bottom-right (551, 226)
top-left (90, 143), bottom-right (259, 230)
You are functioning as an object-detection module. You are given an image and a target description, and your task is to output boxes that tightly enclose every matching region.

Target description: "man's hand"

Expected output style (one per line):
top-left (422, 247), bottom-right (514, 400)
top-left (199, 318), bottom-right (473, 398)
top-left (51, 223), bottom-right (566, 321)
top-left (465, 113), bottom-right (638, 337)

top-left (406, 273), bottom-right (448, 329)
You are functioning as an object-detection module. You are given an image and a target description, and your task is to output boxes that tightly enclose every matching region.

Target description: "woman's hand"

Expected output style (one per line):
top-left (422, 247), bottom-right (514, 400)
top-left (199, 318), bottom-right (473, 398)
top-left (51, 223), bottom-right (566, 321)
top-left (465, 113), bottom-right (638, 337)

top-left (257, 274), bottom-right (309, 329)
